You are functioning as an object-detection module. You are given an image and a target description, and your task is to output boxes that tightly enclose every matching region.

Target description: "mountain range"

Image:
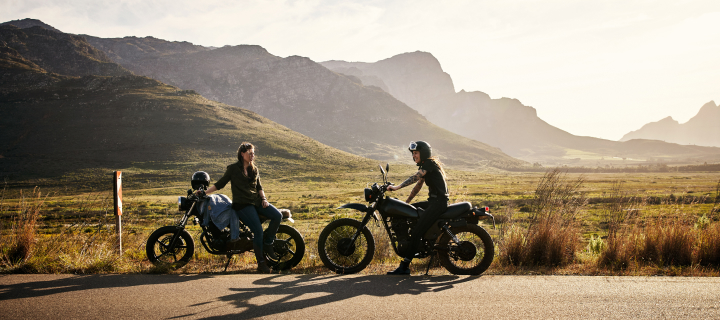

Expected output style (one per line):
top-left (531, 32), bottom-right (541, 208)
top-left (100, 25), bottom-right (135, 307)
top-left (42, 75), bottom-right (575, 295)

top-left (620, 101), bottom-right (720, 148)
top-left (0, 22), bottom-right (375, 180)
top-left (321, 52), bottom-right (720, 164)
top-left (81, 34), bottom-right (521, 167)
top-left (2, 18), bottom-right (718, 182)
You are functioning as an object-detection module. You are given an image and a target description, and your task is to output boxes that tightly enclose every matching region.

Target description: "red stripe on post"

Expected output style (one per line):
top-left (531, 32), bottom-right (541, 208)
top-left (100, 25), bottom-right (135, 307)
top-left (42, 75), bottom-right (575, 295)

top-left (113, 171), bottom-right (122, 216)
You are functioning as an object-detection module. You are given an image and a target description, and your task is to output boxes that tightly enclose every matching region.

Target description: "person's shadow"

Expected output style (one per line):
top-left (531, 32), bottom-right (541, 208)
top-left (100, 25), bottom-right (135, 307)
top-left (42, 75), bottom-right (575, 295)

top-left (200, 274), bottom-right (479, 319)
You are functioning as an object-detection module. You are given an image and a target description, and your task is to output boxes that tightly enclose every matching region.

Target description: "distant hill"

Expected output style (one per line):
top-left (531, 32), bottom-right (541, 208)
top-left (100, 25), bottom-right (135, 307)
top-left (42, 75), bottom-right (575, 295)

top-left (79, 37), bottom-right (524, 167)
top-left (1, 18), bottom-right (61, 32)
top-left (321, 52), bottom-right (720, 164)
top-left (620, 101), bottom-right (720, 148)
top-left (0, 22), bottom-right (373, 180)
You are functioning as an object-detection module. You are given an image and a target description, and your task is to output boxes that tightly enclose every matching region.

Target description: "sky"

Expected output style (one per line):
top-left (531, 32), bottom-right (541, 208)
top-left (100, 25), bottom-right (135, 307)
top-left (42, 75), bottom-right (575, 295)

top-left (2, 0), bottom-right (719, 141)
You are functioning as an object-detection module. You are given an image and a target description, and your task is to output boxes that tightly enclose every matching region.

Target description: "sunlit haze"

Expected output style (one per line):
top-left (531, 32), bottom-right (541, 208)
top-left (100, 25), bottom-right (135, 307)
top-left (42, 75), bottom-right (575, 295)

top-left (2, 0), bottom-right (718, 140)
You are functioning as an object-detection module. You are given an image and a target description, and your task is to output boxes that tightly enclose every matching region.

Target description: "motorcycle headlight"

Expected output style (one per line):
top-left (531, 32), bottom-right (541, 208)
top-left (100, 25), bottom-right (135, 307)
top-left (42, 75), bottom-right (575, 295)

top-left (364, 188), bottom-right (376, 203)
top-left (178, 196), bottom-right (191, 211)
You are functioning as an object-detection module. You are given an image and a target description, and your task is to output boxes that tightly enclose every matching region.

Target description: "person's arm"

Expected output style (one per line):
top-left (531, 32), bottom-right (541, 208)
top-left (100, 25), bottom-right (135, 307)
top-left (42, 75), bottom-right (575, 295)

top-left (258, 189), bottom-right (269, 208)
top-left (405, 179), bottom-right (424, 203)
top-left (204, 185), bottom-right (218, 195)
top-left (387, 169), bottom-right (427, 192)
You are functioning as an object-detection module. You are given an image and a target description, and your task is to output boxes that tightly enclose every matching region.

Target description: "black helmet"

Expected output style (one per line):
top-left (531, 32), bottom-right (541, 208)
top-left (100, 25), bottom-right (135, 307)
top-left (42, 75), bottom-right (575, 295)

top-left (191, 171), bottom-right (210, 190)
top-left (408, 141), bottom-right (431, 161)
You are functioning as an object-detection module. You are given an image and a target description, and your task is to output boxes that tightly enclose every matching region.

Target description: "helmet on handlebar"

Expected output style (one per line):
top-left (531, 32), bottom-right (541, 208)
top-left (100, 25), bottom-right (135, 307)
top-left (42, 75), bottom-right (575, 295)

top-left (408, 141), bottom-right (431, 161)
top-left (191, 171), bottom-right (210, 190)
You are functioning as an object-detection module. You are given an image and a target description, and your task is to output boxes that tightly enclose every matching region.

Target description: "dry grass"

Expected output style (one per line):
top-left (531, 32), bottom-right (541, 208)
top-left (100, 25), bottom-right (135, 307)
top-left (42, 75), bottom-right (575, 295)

top-left (3, 176), bottom-right (720, 276)
top-left (2, 188), bottom-right (45, 265)
top-left (497, 169), bottom-right (586, 267)
top-left (599, 179), bottom-right (720, 271)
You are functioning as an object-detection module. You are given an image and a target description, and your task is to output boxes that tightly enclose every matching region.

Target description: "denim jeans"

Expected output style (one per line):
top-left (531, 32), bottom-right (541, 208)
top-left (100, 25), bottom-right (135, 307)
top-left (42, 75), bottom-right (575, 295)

top-left (236, 203), bottom-right (282, 259)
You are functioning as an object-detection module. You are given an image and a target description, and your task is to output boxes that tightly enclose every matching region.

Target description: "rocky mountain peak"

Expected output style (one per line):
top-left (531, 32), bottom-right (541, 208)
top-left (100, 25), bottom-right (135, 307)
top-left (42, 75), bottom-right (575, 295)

top-left (0, 18), bottom-right (61, 33)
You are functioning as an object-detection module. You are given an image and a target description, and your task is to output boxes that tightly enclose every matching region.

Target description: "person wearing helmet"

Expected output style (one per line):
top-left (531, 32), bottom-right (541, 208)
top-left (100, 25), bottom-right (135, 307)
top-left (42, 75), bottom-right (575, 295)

top-left (385, 141), bottom-right (449, 275)
top-left (192, 171), bottom-right (242, 247)
top-left (201, 142), bottom-right (282, 274)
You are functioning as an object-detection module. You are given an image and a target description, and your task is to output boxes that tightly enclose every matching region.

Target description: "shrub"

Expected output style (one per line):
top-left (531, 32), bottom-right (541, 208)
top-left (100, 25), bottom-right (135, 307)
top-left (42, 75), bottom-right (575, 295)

top-left (697, 223), bottom-right (720, 267)
top-left (3, 188), bottom-right (46, 264)
top-left (498, 169), bottom-right (586, 267)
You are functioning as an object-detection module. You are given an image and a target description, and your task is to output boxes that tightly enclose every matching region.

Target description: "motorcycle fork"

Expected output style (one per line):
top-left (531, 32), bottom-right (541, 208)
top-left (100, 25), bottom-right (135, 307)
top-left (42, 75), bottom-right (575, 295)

top-left (167, 202), bottom-right (195, 253)
top-left (350, 207), bottom-right (375, 244)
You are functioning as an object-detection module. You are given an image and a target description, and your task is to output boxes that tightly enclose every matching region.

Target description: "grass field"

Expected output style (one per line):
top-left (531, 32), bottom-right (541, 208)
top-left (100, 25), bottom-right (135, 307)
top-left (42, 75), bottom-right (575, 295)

top-left (1, 164), bottom-right (719, 276)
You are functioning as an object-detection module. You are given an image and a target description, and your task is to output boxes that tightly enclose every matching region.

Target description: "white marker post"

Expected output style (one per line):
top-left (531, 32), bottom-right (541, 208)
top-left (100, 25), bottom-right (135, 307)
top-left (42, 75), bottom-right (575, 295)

top-left (113, 171), bottom-right (123, 254)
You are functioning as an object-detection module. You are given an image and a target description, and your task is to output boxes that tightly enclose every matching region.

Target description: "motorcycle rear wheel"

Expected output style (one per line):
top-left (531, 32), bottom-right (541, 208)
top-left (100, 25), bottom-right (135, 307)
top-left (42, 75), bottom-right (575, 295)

top-left (437, 224), bottom-right (494, 275)
top-left (317, 218), bottom-right (375, 274)
top-left (146, 226), bottom-right (195, 267)
top-left (266, 224), bottom-right (306, 271)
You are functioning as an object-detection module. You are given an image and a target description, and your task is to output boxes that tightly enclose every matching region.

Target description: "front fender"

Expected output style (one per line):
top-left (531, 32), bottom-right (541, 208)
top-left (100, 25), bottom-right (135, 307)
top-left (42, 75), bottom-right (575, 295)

top-left (338, 203), bottom-right (369, 212)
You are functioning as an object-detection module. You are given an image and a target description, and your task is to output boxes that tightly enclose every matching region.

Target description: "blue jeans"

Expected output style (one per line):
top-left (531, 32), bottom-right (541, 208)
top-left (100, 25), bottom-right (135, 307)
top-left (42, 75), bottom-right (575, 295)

top-left (236, 203), bottom-right (282, 260)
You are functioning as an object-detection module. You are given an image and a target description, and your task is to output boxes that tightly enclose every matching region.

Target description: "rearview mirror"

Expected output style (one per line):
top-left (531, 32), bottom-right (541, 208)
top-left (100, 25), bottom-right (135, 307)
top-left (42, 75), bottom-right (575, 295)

top-left (386, 163), bottom-right (390, 173)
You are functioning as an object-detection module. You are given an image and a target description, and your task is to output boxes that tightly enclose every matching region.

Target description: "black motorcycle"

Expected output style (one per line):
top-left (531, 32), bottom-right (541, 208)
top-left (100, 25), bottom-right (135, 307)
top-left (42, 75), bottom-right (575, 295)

top-left (317, 164), bottom-right (495, 275)
top-left (146, 186), bottom-right (305, 272)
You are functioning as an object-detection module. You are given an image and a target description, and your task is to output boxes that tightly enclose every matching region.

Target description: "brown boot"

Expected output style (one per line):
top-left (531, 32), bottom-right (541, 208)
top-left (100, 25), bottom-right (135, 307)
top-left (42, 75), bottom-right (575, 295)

top-left (257, 261), bottom-right (271, 274)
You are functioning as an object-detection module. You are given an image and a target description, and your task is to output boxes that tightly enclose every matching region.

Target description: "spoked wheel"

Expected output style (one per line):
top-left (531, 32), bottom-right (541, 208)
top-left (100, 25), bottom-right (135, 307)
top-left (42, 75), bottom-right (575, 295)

top-left (437, 224), bottom-right (494, 275)
top-left (266, 224), bottom-right (306, 271)
top-left (146, 226), bottom-right (195, 267)
top-left (317, 218), bottom-right (375, 274)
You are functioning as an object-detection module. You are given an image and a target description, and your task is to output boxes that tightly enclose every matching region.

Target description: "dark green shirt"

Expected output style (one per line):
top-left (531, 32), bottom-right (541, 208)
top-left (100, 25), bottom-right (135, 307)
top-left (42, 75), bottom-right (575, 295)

top-left (214, 162), bottom-right (264, 210)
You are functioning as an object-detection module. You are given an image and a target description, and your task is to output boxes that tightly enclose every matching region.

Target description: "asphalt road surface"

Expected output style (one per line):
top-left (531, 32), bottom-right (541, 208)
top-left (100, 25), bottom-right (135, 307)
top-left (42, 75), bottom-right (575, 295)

top-left (1, 274), bottom-right (719, 319)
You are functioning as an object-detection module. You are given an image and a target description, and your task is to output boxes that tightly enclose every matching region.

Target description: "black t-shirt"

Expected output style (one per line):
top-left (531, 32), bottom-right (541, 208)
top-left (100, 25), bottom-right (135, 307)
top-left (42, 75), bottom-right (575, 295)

top-left (420, 160), bottom-right (448, 200)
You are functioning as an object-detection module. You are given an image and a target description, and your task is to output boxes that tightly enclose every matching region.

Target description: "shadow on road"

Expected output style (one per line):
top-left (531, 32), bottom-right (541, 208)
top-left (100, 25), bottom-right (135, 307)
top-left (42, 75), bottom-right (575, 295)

top-left (0, 274), bottom-right (209, 301)
top-left (207, 274), bottom-right (480, 319)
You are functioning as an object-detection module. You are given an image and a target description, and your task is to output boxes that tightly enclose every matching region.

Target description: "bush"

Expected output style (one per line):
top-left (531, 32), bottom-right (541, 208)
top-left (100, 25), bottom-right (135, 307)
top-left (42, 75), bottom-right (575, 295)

top-left (698, 223), bottom-right (720, 267)
top-left (498, 169), bottom-right (585, 267)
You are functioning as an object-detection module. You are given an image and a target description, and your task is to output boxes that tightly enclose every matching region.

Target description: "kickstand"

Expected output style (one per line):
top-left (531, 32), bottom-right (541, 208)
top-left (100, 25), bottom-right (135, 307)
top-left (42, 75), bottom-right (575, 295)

top-left (424, 254), bottom-right (435, 276)
top-left (223, 254), bottom-right (233, 272)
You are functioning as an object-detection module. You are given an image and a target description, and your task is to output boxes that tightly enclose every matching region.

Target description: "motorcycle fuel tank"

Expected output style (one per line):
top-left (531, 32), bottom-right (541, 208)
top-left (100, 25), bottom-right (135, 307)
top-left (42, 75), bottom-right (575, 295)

top-left (380, 197), bottom-right (419, 218)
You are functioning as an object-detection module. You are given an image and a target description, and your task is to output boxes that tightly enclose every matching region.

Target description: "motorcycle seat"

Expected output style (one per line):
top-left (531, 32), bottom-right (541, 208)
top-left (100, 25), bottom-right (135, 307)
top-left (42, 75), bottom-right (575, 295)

top-left (439, 202), bottom-right (472, 219)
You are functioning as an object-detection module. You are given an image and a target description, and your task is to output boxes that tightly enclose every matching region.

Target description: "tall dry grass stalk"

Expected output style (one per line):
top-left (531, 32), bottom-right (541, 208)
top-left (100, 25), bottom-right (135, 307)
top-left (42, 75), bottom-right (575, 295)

top-left (498, 169), bottom-right (586, 267)
top-left (2, 188), bottom-right (46, 264)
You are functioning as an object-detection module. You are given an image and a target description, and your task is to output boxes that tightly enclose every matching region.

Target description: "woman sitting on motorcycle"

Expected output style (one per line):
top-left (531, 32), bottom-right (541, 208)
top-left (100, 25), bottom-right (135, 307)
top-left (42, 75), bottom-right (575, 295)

top-left (202, 142), bottom-right (282, 273)
top-left (386, 140), bottom-right (449, 275)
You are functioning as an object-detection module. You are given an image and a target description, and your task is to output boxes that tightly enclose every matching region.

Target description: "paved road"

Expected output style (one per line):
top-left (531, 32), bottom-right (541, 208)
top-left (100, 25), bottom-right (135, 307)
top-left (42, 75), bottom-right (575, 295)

top-left (1, 274), bottom-right (719, 319)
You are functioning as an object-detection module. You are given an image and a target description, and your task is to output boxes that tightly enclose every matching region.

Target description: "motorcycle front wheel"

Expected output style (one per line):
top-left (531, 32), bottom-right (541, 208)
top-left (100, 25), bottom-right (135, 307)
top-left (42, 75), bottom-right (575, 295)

top-left (266, 224), bottom-right (306, 271)
top-left (436, 224), bottom-right (494, 275)
top-left (146, 226), bottom-right (195, 267)
top-left (317, 218), bottom-right (375, 274)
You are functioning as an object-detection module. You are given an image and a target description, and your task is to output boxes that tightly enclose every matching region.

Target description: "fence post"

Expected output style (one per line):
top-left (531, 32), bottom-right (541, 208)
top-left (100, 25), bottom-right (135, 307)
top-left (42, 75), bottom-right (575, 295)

top-left (113, 171), bottom-right (123, 254)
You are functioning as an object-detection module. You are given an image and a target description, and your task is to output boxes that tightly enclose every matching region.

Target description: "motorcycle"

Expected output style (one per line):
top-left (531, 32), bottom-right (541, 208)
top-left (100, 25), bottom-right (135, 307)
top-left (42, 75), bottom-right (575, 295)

top-left (317, 164), bottom-right (495, 275)
top-left (146, 185), bottom-right (306, 272)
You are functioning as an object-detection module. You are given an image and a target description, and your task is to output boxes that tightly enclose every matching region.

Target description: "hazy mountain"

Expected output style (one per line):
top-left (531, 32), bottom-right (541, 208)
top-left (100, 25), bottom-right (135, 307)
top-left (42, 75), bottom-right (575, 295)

top-left (0, 22), bottom-right (373, 180)
top-left (79, 37), bottom-right (523, 167)
top-left (321, 52), bottom-right (720, 164)
top-left (620, 101), bottom-right (720, 148)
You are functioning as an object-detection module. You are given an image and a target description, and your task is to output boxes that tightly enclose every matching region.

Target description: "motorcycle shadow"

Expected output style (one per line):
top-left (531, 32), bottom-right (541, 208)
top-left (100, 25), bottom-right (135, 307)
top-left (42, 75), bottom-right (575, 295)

top-left (208, 274), bottom-right (481, 319)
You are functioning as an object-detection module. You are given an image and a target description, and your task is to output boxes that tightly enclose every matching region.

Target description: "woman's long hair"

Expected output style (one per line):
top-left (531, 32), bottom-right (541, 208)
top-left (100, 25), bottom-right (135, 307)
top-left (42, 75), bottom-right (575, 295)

top-left (238, 142), bottom-right (258, 178)
top-left (426, 156), bottom-right (447, 179)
